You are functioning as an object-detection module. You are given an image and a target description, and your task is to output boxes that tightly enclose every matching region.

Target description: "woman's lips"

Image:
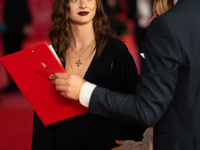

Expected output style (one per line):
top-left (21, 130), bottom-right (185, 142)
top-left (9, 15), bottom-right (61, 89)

top-left (78, 11), bottom-right (89, 16)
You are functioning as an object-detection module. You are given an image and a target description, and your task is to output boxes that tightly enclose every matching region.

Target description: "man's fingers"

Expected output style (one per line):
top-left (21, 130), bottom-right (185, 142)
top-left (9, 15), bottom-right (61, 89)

top-left (55, 85), bottom-right (66, 91)
top-left (55, 73), bottom-right (71, 79)
top-left (115, 140), bottom-right (125, 145)
top-left (54, 78), bottom-right (67, 86)
top-left (60, 91), bottom-right (67, 97)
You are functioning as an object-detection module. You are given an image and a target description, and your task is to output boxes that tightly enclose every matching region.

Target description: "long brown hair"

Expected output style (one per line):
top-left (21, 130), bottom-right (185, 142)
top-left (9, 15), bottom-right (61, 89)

top-left (49, 0), bottom-right (119, 64)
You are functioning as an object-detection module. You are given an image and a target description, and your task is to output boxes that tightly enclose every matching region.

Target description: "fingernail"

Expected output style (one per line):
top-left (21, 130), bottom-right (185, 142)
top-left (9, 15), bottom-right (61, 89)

top-left (49, 74), bottom-right (53, 79)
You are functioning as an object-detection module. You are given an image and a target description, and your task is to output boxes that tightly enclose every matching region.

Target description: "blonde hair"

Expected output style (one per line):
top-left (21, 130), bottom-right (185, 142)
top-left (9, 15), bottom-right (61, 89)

top-left (156, 0), bottom-right (174, 15)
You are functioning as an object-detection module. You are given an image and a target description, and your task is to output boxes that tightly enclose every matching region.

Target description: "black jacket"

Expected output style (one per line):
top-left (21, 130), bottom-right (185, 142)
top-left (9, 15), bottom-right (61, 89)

top-left (89, 0), bottom-right (200, 149)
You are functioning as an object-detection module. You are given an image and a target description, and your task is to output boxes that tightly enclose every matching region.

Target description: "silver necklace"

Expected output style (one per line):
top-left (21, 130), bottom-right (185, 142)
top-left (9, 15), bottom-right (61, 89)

top-left (67, 47), bottom-right (96, 75)
top-left (70, 40), bottom-right (94, 67)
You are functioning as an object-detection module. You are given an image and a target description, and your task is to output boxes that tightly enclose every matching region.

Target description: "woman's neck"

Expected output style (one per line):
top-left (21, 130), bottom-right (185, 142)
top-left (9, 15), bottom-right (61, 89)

top-left (70, 22), bottom-right (95, 51)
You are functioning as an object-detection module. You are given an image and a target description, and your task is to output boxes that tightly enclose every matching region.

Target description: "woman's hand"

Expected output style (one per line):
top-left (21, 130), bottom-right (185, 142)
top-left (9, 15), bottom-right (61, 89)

top-left (49, 73), bottom-right (86, 100)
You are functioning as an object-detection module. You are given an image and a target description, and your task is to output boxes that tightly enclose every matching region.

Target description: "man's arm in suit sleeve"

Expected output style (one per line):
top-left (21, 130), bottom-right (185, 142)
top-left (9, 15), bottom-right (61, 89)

top-left (81, 17), bottom-right (182, 127)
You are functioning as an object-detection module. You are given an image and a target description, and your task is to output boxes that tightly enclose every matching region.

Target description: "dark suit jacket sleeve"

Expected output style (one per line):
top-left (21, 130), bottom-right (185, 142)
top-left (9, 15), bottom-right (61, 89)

top-left (89, 17), bottom-right (183, 127)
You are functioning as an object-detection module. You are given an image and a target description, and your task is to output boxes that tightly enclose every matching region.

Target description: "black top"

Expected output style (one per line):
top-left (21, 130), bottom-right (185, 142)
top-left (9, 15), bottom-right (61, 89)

top-left (32, 38), bottom-right (145, 150)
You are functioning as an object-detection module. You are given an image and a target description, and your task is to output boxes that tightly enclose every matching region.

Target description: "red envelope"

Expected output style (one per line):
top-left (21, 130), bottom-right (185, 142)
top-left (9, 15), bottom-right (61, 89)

top-left (0, 41), bottom-right (88, 126)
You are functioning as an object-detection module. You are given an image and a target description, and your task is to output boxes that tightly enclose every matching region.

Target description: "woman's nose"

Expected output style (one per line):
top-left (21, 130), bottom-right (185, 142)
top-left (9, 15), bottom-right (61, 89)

top-left (80, 0), bottom-right (87, 9)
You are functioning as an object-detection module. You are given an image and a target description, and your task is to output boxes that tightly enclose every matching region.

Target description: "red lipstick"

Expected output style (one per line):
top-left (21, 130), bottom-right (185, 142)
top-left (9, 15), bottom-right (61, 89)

top-left (78, 11), bottom-right (89, 16)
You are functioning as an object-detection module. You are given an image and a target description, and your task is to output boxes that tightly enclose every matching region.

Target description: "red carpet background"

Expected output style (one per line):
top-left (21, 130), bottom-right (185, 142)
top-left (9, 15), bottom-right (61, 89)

top-left (0, 1), bottom-right (54, 150)
top-left (0, 92), bottom-right (34, 150)
top-left (0, 0), bottom-right (140, 150)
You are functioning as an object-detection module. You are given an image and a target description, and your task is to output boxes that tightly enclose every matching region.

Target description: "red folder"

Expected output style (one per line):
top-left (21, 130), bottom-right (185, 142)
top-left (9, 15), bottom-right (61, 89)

top-left (0, 42), bottom-right (88, 126)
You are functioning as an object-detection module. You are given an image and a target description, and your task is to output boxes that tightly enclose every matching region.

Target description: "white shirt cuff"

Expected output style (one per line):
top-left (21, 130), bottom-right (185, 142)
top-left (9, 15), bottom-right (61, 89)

top-left (79, 81), bottom-right (97, 108)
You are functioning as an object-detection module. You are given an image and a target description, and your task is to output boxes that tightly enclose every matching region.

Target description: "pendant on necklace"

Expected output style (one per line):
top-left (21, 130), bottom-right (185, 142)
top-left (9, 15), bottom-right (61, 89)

top-left (75, 60), bottom-right (82, 67)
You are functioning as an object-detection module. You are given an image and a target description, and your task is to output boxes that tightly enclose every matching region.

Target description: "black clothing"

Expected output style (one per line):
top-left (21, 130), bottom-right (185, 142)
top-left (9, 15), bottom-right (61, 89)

top-left (2, 0), bottom-right (31, 55)
top-left (1, 0), bottom-right (31, 92)
top-left (32, 38), bottom-right (145, 150)
top-left (126, 0), bottom-right (153, 52)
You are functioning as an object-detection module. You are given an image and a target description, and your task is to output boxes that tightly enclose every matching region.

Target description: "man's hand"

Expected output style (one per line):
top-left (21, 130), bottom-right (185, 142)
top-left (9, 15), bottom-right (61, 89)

top-left (110, 140), bottom-right (124, 150)
top-left (49, 73), bottom-right (86, 100)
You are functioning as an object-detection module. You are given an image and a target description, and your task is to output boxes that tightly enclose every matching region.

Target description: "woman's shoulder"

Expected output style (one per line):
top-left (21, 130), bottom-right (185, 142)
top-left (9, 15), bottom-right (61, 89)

top-left (106, 37), bottom-right (130, 55)
top-left (107, 37), bottom-right (126, 48)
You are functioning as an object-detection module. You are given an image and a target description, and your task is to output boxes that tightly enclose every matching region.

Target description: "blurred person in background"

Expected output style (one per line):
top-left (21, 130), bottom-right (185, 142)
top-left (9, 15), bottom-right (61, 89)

top-left (102, 0), bottom-right (127, 36)
top-left (126, 0), bottom-right (153, 52)
top-left (0, 0), bottom-right (33, 92)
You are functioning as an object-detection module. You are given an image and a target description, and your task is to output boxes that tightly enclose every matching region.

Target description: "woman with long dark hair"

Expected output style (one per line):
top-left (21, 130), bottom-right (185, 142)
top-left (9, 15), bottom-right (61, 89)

top-left (32, 0), bottom-right (145, 149)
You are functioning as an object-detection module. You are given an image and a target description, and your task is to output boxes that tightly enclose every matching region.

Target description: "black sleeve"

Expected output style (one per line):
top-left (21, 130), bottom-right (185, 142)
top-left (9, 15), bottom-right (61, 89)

top-left (89, 17), bottom-right (181, 127)
top-left (110, 41), bottom-right (139, 94)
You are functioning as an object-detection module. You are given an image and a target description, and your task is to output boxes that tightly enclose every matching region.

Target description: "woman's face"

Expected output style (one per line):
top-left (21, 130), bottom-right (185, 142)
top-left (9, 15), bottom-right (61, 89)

top-left (69, 0), bottom-right (97, 25)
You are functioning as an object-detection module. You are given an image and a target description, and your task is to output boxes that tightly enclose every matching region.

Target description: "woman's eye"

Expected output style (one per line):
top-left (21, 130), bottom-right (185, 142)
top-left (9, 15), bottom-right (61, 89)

top-left (71, 0), bottom-right (78, 2)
